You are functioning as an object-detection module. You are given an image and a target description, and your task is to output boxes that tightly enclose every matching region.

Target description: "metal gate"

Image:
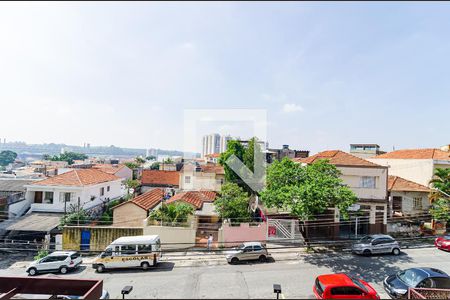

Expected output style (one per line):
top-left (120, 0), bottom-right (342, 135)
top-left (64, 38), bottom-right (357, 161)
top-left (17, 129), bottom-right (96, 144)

top-left (267, 219), bottom-right (304, 243)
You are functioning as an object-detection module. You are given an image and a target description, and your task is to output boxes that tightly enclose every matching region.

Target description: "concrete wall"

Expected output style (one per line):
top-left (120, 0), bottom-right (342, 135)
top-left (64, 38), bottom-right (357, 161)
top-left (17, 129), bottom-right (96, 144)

top-left (218, 222), bottom-right (268, 247)
top-left (180, 170), bottom-right (223, 191)
top-left (390, 191), bottom-right (430, 215)
top-left (62, 226), bottom-right (143, 251)
top-left (143, 225), bottom-right (196, 249)
top-left (115, 166), bottom-right (133, 181)
top-left (113, 202), bottom-right (147, 227)
top-left (338, 166), bottom-right (388, 200)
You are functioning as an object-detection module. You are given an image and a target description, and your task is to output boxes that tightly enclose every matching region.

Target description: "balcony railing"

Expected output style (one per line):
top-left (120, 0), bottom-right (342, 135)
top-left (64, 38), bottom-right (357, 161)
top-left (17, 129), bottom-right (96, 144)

top-left (408, 287), bottom-right (450, 299)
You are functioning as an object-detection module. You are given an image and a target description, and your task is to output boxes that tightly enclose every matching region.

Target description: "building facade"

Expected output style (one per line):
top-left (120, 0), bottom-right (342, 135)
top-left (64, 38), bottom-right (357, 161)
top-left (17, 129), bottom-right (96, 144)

top-left (202, 134), bottom-right (231, 158)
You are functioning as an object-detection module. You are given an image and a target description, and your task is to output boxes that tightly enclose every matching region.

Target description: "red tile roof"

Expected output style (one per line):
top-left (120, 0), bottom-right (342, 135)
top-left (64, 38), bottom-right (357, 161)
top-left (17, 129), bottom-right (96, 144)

top-left (205, 153), bottom-right (221, 158)
top-left (388, 176), bottom-right (430, 192)
top-left (31, 169), bottom-right (120, 187)
top-left (92, 164), bottom-right (127, 175)
top-left (201, 164), bottom-right (225, 174)
top-left (373, 149), bottom-right (450, 160)
top-left (114, 188), bottom-right (164, 211)
top-left (166, 191), bottom-right (217, 209)
top-left (141, 170), bottom-right (180, 187)
top-left (294, 150), bottom-right (383, 168)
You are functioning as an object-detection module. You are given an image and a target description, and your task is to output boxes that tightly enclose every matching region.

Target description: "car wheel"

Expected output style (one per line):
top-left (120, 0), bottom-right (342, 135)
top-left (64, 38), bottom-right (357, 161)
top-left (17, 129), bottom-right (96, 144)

top-left (259, 255), bottom-right (267, 263)
top-left (60, 266), bottom-right (68, 274)
top-left (231, 257), bottom-right (239, 264)
top-left (28, 268), bottom-right (37, 276)
top-left (141, 262), bottom-right (150, 271)
top-left (392, 248), bottom-right (401, 256)
top-left (363, 249), bottom-right (371, 256)
top-left (96, 264), bottom-right (105, 273)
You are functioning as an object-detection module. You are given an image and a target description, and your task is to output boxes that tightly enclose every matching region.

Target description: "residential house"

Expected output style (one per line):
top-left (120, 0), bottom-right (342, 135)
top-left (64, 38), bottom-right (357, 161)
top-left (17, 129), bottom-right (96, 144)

top-left (0, 178), bottom-right (37, 219)
top-left (140, 170), bottom-right (180, 193)
top-left (112, 188), bottom-right (165, 227)
top-left (349, 144), bottom-right (386, 159)
top-left (294, 150), bottom-right (389, 239)
top-left (388, 176), bottom-right (430, 217)
top-left (180, 163), bottom-right (224, 192)
top-left (29, 160), bottom-right (69, 177)
top-left (204, 153), bottom-right (220, 164)
top-left (367, 148), bottom-right (450, 187)
top-left (266, 145), bottom-right (309, 163)
top-left (24, 169), bottom-right (123, 213)
top-left (92, 164), bottom-right (132, 181)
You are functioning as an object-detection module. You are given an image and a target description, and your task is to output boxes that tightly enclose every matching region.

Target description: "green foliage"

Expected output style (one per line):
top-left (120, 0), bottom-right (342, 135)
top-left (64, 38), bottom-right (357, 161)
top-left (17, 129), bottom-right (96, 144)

top-left (99, 212), bottom-right (112, 225)
top-left (60, 208), bottom-right (89, 226)
top-left (0, 150), bottom-right (17, 166)
top-left (260, 158), bottom-right (357, 220)
top-left (49, 152), bottom-right (88, 165)
top-left (34, 249), bottom-right (49, 260)
top-left (214, 183), bottom-right (251, 223)
top-left (135, 156), bottom-right (146, 165)
top-left (124, 162), bottom-right (139, 169)
top-left (429, 168), bottom-right (450, 221)
top-left (125, 179), bottom-right (140, 197)
top-left (149, 202), bottom-right (194, 225)
top-left (163, 157), bottom-right (174, 164)
top-left (150, 162), bottom-right (160, 170)
top-left (146, 155), bottom-right (156, 161)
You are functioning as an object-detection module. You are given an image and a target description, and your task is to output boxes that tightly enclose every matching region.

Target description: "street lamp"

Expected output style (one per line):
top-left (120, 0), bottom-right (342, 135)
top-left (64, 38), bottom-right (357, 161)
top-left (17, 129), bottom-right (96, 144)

top-left (121, 286), bottom-right (133, 299)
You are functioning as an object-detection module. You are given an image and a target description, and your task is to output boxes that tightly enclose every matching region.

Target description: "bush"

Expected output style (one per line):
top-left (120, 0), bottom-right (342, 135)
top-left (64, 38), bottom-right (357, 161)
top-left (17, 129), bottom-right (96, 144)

top-left (99, 213), bottom-right (112, 225)
top-left (34, 249), bottom-right (48, 260)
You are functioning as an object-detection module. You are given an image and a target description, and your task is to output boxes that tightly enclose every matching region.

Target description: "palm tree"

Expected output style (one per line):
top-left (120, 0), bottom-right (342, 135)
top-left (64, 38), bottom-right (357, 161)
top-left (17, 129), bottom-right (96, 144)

top-left (149, 203), bottom-right (194, 226)
top-left (429, 168), bottom-right (450, 202)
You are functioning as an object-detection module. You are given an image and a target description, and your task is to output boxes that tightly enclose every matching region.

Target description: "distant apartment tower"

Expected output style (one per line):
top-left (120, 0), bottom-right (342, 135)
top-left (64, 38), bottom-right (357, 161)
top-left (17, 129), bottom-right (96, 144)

top-left (202, 134), bottom-right (231, 157)
top-left (349, 144), bottom-right (386, 159)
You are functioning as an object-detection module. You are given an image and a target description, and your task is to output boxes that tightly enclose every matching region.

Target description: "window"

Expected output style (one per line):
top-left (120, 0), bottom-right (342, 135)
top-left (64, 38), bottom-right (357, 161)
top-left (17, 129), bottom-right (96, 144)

top-left (107, 186), bottom-right (110, 192)
top-left (253, 245), bottom-right (262, 251)
top-left (137, 244), bottom-right (152, 254)
top-left (120, 245), bottom-right (136, 255)
top-left (331, 287), bottom-right (363, 296)
top-left (43, 192), bottom-right (54, 204)
top-left (315, 279), bottom-right (325, 297)
top-left (360, 176), bottom-right (376, 188)
top-left (185, 176), bottom-right (191, 184)
top-left (61, 192), bottom-right (72, 203)
top-left (413, 197), bottom-right (423, 210)
top-left (70, 253), bottom-right (80, 260)
top-left (100, 187), bottom-right (105, 196)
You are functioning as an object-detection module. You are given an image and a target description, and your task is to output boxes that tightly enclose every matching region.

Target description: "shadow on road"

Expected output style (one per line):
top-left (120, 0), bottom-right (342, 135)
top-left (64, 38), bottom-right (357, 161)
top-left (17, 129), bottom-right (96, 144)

top-left (303, 252), bottom-right (413, 283)
top-left (230, 257), bottom-right (276, 265)
top-left (100, 262), bottom-right (175, 274)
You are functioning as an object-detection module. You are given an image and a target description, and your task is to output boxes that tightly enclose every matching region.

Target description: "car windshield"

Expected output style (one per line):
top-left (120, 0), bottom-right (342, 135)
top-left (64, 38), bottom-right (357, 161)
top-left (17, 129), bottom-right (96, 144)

top-left (350, 277), bottom-right (368, 293)
top-left (359, 236), bottom-right (373, 243)
top-left (237, 244), bottom-right (246, 249)
top-left (398, 269), bottom-right (427, 287)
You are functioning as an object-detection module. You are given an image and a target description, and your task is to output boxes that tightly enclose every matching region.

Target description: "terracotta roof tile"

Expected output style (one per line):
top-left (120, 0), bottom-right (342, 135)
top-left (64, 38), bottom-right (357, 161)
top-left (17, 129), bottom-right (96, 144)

top-left (92, 164), bottom-right (127, 175)
top-left (114, 188), bottom-right (164, 211)
top-left (373, 149), bottom-right (450, 160)
top-left (31, 169), bottom-right (120, 187)
top-left (294, 150), bottom-right (383, 168)
top-left (141, 170), bottom-right (180, 187)
top-left (166, 190), bottom-right (217, 209)
top-left (388, 176), bottom-right (430, 192)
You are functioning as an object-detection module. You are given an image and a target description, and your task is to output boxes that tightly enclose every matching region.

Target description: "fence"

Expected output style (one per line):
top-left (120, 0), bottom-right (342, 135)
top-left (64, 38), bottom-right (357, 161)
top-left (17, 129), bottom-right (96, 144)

top-left (408, 287), bottom-right (450, 299)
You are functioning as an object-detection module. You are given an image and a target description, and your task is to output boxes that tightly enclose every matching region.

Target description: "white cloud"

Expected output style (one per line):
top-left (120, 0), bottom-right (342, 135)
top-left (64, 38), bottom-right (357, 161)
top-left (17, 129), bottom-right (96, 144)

top-left (282, 103), bottom-right (304, 113)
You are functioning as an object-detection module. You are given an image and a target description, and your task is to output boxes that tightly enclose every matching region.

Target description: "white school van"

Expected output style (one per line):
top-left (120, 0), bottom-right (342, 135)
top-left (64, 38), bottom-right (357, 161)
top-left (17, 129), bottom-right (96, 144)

top-left (92, 235), bottom-right (161, 273)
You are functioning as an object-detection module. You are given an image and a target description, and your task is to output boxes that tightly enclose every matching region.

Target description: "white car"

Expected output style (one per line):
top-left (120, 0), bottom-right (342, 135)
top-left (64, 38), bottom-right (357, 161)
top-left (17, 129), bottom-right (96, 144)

top-left (26, 251), bottom-right (82, 276)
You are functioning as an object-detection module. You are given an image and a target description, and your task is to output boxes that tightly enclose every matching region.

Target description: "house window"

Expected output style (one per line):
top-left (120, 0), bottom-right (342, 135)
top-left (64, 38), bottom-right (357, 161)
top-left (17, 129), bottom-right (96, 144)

top-left (107, 186), bottom-right (110, 192)
top-left (185, 176), bottom-right (191, 184)
top-left (100, 187), bottom-right (105, 196)
top-left (413, 197), bottom-right (423, 210)
top-left (360, 176), bottom-right (376, 188)
top-left (43, 192), bottom-right (54, 204)
top-left (60, 192), bottom-right (72, 203)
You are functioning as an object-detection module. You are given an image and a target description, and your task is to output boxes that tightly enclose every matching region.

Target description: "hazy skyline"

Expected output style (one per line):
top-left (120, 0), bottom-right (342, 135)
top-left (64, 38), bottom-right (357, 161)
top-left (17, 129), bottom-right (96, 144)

top-left (1, 2), bottom-right (449, 154)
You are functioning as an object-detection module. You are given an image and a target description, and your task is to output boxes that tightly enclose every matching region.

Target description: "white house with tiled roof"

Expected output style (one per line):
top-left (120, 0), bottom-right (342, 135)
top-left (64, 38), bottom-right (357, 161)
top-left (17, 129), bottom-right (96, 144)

top-left (295, 150), bottom-right (389, 238)
top-left (368, 148), bottom-right (450, 187)
top-left (24, 169), bottom-right (124, 213)
top-left (388, 175), bottom-right (430, 217)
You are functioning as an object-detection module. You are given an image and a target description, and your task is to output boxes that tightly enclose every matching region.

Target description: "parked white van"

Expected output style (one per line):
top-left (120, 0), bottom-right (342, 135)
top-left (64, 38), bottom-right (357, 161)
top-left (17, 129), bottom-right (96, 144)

top-left (92, 235), bottom-right (161, 273)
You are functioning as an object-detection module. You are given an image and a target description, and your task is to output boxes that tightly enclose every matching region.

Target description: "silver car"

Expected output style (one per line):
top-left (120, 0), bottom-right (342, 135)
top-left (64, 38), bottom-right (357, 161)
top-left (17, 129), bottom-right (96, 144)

top-left (352, 234), bottom-right (401, 256)
top-left (26, 251), bottom-right (82, 276)
top-left (225, 242), bottom-right (271, 264)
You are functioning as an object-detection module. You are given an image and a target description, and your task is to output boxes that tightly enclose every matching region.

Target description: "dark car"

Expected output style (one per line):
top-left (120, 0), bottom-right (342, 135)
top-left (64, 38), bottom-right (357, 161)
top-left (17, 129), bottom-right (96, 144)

top-left (383, 267), bottom-right (450, 298)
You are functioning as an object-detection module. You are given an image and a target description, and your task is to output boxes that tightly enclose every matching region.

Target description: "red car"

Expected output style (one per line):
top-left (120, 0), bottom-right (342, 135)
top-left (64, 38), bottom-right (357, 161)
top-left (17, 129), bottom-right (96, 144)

top-left (435, 235), bottom-right (450, 251)
top-left (313, 273), bottom-right (380, 299)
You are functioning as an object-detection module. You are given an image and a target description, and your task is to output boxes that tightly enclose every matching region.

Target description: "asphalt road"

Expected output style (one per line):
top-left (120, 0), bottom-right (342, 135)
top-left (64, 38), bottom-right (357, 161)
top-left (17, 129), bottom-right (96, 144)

top-left (1, 247), bottom-right (449, 299)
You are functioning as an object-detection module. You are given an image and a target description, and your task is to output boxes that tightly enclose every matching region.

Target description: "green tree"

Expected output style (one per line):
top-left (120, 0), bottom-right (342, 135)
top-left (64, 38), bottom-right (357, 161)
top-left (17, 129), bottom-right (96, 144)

top-left (260, 158), bottom-right (357, 220)
top-left (0, 150), bottom-right (17, 166)
top-left (124, 162), bottom-right (139, 170)
top-left (146, 155), bottom-right (156, 161)
top-left (50, 152), bottom-right (88, 165)
top-left (135, 156), bottom-right (146, 165)
top-left (150, 162), bottom-right (160, 170)
top-left (149, 202), bottom-right (194, 225)
top-left (163, 157), bottom-right (174, 164)
top-left (214, 183), bottom-right (251, 223)
top-left (42, 154), bottom-right (51, 160)
top-left (125, 179), bottom-right (140, 197)
top-left (429, 168), bottom-right (450, 222)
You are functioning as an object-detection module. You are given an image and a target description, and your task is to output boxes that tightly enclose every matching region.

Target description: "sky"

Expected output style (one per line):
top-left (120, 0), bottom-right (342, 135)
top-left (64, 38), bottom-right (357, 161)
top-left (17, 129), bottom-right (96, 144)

top-left (1, 2), bottom-right (450, 154)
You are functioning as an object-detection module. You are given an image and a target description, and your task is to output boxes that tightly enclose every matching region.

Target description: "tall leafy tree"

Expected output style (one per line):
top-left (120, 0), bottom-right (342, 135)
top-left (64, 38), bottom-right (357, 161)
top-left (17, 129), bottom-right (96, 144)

top-left (219, 140), bottom-right (245, 182)
top-left (125, 179), bottom-right (140, 198)
top-left (214, 183), bottom-right (251, 223)
top-left (50, 152), bottom-right (87, 165)
top-left (135, 156), bottom-right (146, 165)
top-left (429, 168), bottom-right (450, 222)
top-left (260, 158), bottom-right (357, 220)
top-left (0, 150), bottom-right (17, 166)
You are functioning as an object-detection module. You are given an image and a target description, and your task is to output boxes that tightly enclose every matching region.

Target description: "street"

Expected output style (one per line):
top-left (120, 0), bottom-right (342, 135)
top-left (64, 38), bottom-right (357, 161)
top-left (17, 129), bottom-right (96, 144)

top-left (1, 247), bottom-right (449, 299)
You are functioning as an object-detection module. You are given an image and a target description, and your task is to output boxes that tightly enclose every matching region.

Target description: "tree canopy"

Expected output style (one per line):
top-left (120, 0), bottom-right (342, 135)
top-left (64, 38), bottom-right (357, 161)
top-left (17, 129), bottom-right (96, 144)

top-left (47, 152), bottom-right (88, 165)
top-left (150, 162), bottom-right (160, 170)
top-left (0, 150), bottom-right (17, 166)
top-left (429, 167), bottom-right (450, 222)
top-left (149, 202), bottom-right (194, 225)
top-left (214, 182), bottom-right (251, 223)
top-left (260, 158), bottom-right (357, 220)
